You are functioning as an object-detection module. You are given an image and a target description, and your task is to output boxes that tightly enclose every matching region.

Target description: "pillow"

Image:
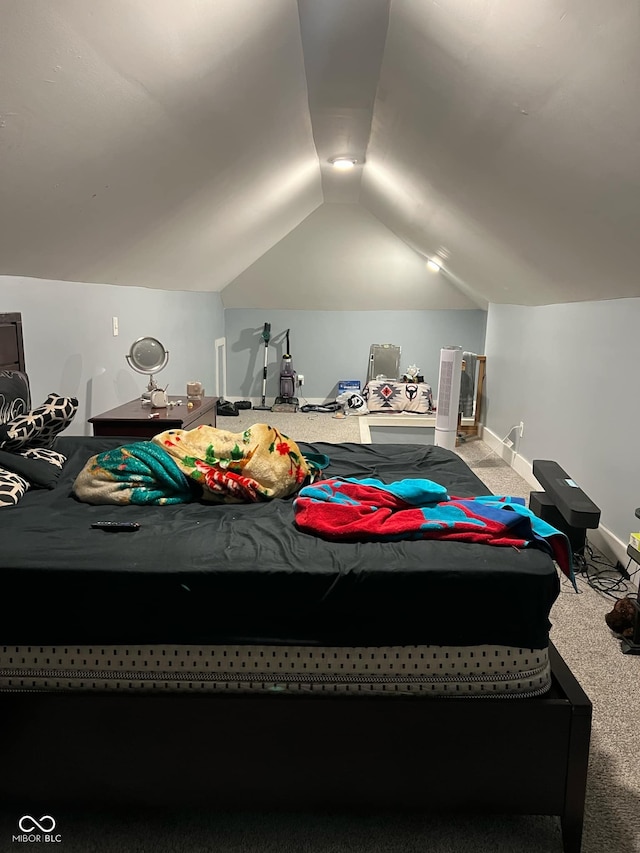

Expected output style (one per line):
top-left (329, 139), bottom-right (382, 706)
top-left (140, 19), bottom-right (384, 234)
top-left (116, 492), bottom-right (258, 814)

top-left (336, 391), bottom-right (369, 415)
top-left (19, 446), bottom-right (66, 468)
top-left (0, 447), bottom-right (67, 489)
top-left (0, 370), bottom-right (31, 424)
top-left (0, 467), bottom-right (30, 507)
top-left (0, 393), bottom-right (78, 451)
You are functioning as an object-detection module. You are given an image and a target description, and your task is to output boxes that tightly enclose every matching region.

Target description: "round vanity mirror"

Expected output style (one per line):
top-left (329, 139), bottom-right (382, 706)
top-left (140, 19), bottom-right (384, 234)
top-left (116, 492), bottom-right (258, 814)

top-left (126, 336), bottom-right (169, 398)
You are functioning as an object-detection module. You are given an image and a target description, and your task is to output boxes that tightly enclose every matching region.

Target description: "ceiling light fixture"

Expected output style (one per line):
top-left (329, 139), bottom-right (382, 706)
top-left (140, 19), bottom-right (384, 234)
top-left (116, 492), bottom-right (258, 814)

top-left (426, 258), bottom-right (442, 273)
top-left (329, 157), bottom-right (358, 171)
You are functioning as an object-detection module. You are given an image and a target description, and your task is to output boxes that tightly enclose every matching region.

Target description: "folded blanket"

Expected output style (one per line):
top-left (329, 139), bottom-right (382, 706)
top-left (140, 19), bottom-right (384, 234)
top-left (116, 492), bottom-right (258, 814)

top-left (293, 477), bottom-right (575, 585)
top-left (153, 423), bottom-right (328, 503)
top-left (73, 441), bottom-right (192, 505)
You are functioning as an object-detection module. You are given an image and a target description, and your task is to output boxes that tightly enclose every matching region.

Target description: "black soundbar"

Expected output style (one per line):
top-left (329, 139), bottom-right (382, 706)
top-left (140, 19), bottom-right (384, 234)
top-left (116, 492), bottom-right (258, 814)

top-left (532, 460), bottom-right (601, 529)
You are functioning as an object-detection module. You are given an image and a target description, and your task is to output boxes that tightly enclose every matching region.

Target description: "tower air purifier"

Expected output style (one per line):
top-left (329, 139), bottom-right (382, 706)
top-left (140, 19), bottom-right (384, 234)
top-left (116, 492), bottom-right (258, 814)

top-left (434, 346), bottom-right (463, 451)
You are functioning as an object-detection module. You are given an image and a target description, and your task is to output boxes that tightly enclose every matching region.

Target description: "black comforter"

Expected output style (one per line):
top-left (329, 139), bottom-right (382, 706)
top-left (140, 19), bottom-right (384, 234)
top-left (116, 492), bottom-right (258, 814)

top-left (0, 436), bottom-right (560, 648)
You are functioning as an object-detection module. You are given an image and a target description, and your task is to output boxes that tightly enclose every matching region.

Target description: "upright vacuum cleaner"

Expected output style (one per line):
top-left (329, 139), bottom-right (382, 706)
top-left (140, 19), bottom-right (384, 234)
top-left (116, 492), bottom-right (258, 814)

top-left (253, 322), bottom-right (272, 411)
top-left (271, 329), bottom-right (299, 413)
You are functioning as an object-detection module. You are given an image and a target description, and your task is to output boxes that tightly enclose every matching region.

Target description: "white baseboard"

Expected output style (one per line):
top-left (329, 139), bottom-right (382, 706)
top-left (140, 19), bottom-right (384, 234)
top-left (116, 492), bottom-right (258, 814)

top-left (587, 527), bottom-right (630, 570)
top-left (482, 427), bottom-right (628, 567)
top-left (481, 427), bottom-right (538, 489)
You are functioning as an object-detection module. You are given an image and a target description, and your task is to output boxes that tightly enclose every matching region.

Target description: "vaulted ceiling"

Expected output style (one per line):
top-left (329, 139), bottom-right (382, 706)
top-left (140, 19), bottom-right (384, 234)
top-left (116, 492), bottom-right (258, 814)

top-left (1, 0), bottom-right (638, 308)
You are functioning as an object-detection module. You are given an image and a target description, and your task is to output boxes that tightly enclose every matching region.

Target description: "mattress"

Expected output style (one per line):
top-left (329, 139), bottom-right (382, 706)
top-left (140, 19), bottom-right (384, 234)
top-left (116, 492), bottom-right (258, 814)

top-left (0, 435), bottom-right (561, 650)
top-left (0, 642), bottom-right (551, 698)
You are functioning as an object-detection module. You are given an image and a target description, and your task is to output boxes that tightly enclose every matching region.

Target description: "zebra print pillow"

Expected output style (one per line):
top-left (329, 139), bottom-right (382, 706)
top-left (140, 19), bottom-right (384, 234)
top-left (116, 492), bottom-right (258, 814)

top-left (0, 467), bottom-right (30, 507)
top-left (0, 393), bottom-right (78, 451)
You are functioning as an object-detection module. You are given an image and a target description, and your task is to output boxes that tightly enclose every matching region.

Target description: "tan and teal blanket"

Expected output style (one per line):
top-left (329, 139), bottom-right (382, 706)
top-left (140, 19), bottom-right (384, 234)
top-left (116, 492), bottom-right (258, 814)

top-left (73, 423), bottom-right (329, 505)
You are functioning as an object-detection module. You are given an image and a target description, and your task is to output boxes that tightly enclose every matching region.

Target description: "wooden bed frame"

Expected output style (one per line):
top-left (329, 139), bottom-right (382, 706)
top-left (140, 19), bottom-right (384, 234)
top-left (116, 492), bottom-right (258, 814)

top-left (0, 313), bottom-right (592, 852)
top-left (0, 647), bottom-right (591, 852)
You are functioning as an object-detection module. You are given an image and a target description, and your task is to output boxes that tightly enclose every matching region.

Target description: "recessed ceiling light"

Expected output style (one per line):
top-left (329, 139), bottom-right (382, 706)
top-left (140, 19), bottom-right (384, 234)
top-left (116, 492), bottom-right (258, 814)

top-left (426, 258), bottom-right (442, 273)
top-left (330, 157), bottom-right (357, 171)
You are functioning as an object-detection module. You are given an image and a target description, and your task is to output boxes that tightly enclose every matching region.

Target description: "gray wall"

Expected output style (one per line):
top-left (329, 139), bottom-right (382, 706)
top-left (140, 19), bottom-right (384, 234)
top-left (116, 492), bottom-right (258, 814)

top-left (223, 308), bottom-right (487, 402)
top-left (223, 203), bottom-right (485, 311)
top-left (484, 298), bottom-right (640, 547)
top-left (0, 275), bottom-right (224, 434)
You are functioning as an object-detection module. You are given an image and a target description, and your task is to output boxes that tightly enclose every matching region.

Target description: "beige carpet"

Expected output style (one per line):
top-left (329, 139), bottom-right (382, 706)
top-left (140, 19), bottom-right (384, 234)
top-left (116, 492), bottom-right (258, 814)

top-left (464, 441), bottom-right (640, 853)
top-left (3, 412), bottom-right (637, 852)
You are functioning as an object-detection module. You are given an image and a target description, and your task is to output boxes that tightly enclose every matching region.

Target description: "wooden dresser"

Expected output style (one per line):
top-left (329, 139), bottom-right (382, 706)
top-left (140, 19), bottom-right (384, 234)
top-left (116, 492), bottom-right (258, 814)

top-left (89, 396), bottom-right (217, 439)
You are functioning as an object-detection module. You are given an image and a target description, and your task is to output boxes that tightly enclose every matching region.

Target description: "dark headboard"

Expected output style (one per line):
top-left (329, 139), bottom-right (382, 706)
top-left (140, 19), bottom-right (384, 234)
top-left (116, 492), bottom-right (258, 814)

top-left (0, 313), bottom-right (25, 372)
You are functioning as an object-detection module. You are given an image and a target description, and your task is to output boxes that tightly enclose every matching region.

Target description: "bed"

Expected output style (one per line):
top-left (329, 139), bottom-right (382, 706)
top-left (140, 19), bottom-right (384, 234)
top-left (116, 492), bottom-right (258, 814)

top-left (0, 313), bottom-right (591, 852)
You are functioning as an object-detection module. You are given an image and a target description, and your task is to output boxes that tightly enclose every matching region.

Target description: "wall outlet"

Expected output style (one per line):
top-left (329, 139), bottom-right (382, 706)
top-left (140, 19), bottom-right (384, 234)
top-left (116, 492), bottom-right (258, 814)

top-left (297, 374), bottom-right (304, 386)
top-left (112, 316), bottom-right (119, 337)
top-left (519, 421), bottom-right (524, 438)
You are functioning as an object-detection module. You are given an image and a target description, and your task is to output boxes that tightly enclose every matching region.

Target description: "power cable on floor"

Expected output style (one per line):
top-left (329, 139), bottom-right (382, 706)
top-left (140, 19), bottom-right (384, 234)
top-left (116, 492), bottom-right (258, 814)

top-left (570, 538), bottom-right (635, 601)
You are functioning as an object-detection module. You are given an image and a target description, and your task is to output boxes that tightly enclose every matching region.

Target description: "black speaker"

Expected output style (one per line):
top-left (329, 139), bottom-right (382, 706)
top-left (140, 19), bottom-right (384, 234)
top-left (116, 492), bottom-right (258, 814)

top-left (529, 491), bottom-right (587, 556)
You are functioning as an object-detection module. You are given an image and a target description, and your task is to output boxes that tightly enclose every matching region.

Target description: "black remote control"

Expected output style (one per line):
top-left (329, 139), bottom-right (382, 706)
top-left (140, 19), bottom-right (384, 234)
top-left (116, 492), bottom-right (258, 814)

top-left (91, 521), bottom-right (140, 531)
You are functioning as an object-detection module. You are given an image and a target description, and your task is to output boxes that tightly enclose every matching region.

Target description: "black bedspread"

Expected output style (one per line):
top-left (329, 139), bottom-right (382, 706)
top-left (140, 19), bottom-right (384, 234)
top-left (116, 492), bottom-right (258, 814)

top-left (0, 436), bottom-right (560, 648)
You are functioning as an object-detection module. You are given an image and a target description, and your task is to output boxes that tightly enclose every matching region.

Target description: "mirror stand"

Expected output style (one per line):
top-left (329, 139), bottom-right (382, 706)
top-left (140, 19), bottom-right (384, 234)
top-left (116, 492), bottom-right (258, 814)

top-left (126, 336), bottom-right (170, 402)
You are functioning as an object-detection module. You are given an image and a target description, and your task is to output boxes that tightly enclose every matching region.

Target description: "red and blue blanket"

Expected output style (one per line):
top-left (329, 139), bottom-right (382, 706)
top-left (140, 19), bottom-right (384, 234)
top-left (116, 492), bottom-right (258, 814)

top-left (294, 477), bottom-right (575, 586)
